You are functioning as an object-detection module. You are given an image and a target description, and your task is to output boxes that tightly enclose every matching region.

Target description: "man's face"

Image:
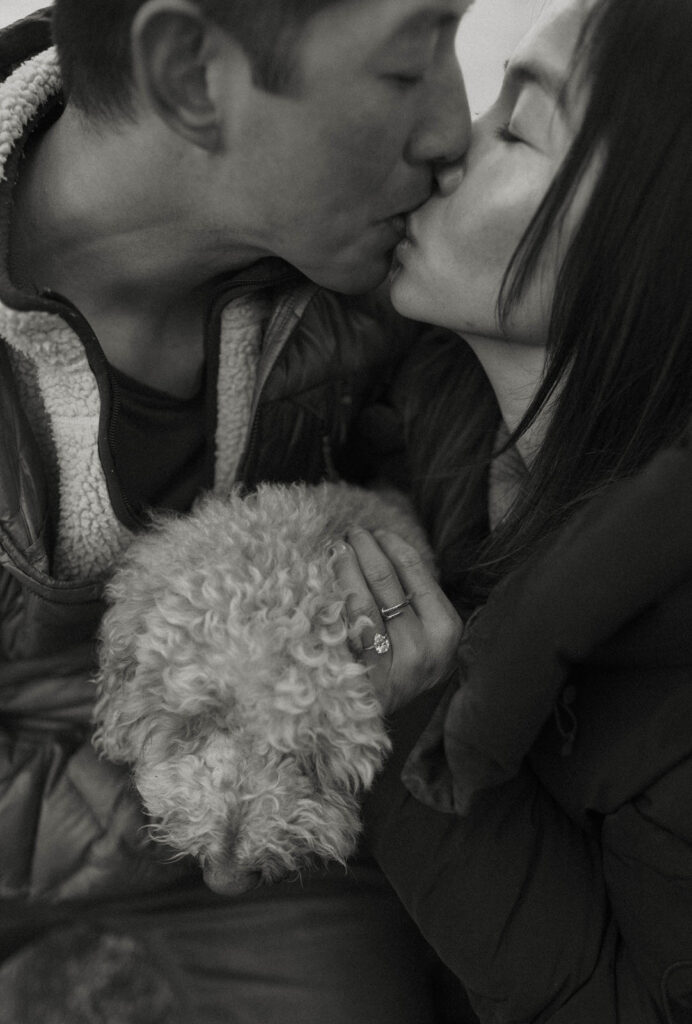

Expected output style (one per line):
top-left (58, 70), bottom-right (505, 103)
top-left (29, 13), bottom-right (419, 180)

top-left (212, 0), bottom-right (473, 292)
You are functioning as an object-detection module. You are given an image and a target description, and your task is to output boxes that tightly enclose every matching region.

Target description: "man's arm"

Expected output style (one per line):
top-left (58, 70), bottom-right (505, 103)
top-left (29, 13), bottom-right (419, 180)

top-left (0, 640), bottom-right (190, 900)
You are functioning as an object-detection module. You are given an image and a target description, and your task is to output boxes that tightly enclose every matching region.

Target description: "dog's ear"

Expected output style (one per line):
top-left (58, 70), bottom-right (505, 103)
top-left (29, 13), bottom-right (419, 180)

top-left (92, 659), bottom-right (146, 763)
top-left (302, 725), bottom-right (392, 796)
top-left (92, 566), bottom-right (147, 757)
top-left (92, 614), bottom-right (149, 763)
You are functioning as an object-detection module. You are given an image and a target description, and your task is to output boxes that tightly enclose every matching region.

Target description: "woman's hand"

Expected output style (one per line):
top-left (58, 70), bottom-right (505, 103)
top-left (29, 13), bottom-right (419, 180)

top-left (330, 527), bottom-right (463, 714)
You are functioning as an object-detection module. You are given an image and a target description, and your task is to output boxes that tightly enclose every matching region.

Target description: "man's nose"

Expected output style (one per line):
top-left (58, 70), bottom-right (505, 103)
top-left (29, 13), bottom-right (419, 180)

top-left (405, 53), bottom-right (472, 168)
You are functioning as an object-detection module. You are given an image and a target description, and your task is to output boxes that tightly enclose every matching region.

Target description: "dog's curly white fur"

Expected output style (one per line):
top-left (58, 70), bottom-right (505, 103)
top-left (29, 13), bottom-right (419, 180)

top-left (93, 482), bottom-right (432, 895)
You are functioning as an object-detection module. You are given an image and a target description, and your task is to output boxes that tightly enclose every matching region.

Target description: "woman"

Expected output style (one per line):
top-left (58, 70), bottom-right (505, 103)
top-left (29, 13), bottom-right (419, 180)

top-left (334, 0), bottom-right (692, 1021)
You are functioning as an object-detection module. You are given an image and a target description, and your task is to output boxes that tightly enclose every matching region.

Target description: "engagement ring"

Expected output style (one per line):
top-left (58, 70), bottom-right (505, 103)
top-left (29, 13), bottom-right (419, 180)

top-left (362, 632), bottom-right (391, 655)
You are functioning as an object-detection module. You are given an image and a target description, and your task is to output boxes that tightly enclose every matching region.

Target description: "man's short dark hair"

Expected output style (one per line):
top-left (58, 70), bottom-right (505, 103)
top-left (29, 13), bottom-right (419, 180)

top-left (52, 0), bottom-right (344, 120)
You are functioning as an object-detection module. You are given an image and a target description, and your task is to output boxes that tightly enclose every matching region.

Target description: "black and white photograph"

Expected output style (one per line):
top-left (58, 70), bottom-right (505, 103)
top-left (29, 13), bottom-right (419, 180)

top-left (0, 0), bottom-right (690, 1021)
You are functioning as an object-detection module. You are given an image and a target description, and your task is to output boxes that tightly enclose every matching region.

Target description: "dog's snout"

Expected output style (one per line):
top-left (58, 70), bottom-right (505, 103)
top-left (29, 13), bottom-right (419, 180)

top-left (203, 864), bottom-right (263, 897)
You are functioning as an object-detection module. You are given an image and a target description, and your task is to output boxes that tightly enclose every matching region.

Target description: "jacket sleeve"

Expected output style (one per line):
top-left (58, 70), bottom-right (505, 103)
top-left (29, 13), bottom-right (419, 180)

top-left (0, 345), bottom-right (191, 902)
top-left (365, 698), bottom-right (692, 1024)
top-left (0, 627), bottom-right (192, 902)
top-left (363, 437), bottom-right (692, 1023)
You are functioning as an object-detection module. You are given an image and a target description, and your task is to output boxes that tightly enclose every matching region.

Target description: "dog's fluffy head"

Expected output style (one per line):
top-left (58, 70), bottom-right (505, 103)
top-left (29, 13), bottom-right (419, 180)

top-left (93, 482), bottom-right (432, 893)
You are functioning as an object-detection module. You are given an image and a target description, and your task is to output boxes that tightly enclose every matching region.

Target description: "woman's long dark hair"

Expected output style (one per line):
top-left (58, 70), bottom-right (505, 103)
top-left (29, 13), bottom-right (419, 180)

top-left (406, 0), bottom-right (692, 606)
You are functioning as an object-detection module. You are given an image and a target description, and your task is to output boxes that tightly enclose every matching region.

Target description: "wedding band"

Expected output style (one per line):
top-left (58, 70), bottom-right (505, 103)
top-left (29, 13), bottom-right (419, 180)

top-left (362, 632), bottom-right (391, 656)
top-left (380, 596), bottom-right (412, 621)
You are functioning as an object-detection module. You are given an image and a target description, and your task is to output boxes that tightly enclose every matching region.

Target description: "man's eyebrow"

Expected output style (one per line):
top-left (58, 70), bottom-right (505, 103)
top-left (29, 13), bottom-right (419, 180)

top-left (391, 3), bottom-right (473, 42)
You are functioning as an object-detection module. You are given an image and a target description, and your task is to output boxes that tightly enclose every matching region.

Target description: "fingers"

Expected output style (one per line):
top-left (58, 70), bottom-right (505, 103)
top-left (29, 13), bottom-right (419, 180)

top-left (330, 527), bottom-right (463, 714)
top-left (328, 539), bottom-right (390, 663)
top-left (370, 528), bottom-right (462, 671)
top-left (372, 528), bottom-right (459, 629)
top-left (345, 527), bottom-right (411, 621)
top-left (329, 537), bottom-right (400, 710)
top-left (375, 528), bottom-right (463, 687)
top-left (330, 538), bottom-right (382, 636)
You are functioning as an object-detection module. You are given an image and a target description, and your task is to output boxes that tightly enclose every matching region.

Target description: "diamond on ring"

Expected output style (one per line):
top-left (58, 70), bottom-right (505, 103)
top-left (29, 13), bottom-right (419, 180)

top-left (363, 632), bottom-right (391, 655)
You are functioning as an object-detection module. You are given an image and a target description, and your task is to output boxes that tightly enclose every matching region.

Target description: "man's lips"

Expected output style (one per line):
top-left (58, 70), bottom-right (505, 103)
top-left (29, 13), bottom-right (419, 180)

top-left (390, 210), bottom-right (421, 269)
top-left (403, 211), bottom-right (419, 245)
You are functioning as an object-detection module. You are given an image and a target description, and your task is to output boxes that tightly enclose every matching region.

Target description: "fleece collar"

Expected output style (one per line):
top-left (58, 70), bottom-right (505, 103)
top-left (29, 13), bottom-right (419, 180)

top-left (0, 48), bottom-right (317, 585)
top-left (0, 45), bottom-right (59, 178)
top-left (0, 48), bottom-right (135, 582)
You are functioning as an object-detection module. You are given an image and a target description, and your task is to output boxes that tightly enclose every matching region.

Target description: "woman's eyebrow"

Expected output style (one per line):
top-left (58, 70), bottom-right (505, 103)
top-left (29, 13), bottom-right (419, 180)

top-left (504, 58), bottom-right (570, 113)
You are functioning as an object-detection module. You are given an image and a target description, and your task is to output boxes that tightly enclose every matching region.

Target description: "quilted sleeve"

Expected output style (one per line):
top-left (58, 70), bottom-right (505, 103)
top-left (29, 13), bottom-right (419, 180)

top-left (365, 689), bottom-right (692, 1024)
top-left (0, 628), bottom-right (192, 902)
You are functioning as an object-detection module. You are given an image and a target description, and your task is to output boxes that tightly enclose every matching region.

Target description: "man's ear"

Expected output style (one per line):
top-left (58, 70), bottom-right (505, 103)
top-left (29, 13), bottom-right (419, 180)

top-left (130, 0), bottom-right (228, 151)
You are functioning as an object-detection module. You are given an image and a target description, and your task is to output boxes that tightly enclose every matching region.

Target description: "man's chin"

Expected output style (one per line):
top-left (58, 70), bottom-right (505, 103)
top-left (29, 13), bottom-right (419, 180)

top-left (301, 252), bottom-right (394, 295)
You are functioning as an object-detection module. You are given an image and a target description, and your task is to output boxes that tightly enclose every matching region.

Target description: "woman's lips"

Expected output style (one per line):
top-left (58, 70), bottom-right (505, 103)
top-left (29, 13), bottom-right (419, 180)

top-left (398, 213), bottom-right (418, 251)
top-left (394, 235), bottom-right (413, 263)
top-left (384, 191), bottom-right (429, 238)
top-left (384, 202), bottom-right (425, 259)
top-left (392, 232), bottom-right (414, 272)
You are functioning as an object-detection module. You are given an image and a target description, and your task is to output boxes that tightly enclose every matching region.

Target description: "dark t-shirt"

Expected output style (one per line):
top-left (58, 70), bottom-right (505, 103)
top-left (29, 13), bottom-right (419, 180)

top-left (108, 365), bottom-right (209, 515)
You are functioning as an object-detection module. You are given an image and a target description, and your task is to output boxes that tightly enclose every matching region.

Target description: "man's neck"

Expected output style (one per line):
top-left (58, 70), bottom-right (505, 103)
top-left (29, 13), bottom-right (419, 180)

top-left (9, 106), bottom-right (264, 396)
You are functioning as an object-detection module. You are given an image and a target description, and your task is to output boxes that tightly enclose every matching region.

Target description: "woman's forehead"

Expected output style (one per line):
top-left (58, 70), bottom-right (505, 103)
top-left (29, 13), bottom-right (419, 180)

top-left (509, 0), bottom-right (594, 85)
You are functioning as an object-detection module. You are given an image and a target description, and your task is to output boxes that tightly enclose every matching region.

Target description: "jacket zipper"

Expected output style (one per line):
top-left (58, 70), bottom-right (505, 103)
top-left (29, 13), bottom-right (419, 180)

top-left (42, 269), bottom-right (304, 524)
top-left (240, 282), bottom-right (318, 482)
top-left (41, 290), bottom-right (145, 530)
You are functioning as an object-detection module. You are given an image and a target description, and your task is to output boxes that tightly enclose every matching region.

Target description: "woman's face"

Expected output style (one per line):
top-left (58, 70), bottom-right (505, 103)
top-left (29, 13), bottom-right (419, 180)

top-left (390, 0), bottom-right (596, 346)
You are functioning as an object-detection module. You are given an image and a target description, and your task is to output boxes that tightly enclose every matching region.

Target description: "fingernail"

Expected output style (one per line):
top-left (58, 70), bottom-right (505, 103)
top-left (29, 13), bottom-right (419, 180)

top-left (328, 541), bottom-right (348, 558)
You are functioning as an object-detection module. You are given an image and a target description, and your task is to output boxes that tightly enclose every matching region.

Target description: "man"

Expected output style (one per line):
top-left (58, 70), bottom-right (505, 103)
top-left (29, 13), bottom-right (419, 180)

top-left (0, 1), bottom-right (472, 1021)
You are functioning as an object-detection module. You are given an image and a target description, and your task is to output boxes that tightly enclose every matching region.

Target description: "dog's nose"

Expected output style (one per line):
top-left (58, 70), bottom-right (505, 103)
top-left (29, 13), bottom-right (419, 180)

top-left (203, 864), bottom-right (262, 896)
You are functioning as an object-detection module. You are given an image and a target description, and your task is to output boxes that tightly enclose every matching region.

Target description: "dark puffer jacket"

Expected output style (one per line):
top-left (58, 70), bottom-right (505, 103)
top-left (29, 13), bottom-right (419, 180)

top-left (363, 359), bottom-right (692, 1023)
top-left (0, 11), bottom-right (414, 903)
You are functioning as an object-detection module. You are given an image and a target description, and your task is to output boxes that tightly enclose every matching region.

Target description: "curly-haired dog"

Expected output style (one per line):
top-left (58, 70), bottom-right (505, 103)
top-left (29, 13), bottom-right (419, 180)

top-left (93, 482), bottom-right (433, 895)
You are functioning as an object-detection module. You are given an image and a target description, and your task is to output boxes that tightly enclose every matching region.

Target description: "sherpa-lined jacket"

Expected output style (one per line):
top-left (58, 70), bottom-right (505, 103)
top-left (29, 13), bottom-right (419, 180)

top-left (363, 342), bottom-right (692, 1024)
top-left (0, 13), bottom-right (414, 902)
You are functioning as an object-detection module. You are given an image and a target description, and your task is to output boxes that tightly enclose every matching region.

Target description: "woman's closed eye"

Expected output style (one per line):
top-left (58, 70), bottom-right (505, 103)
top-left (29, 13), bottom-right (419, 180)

top-left (385, 71), bottom-right (425, 90)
